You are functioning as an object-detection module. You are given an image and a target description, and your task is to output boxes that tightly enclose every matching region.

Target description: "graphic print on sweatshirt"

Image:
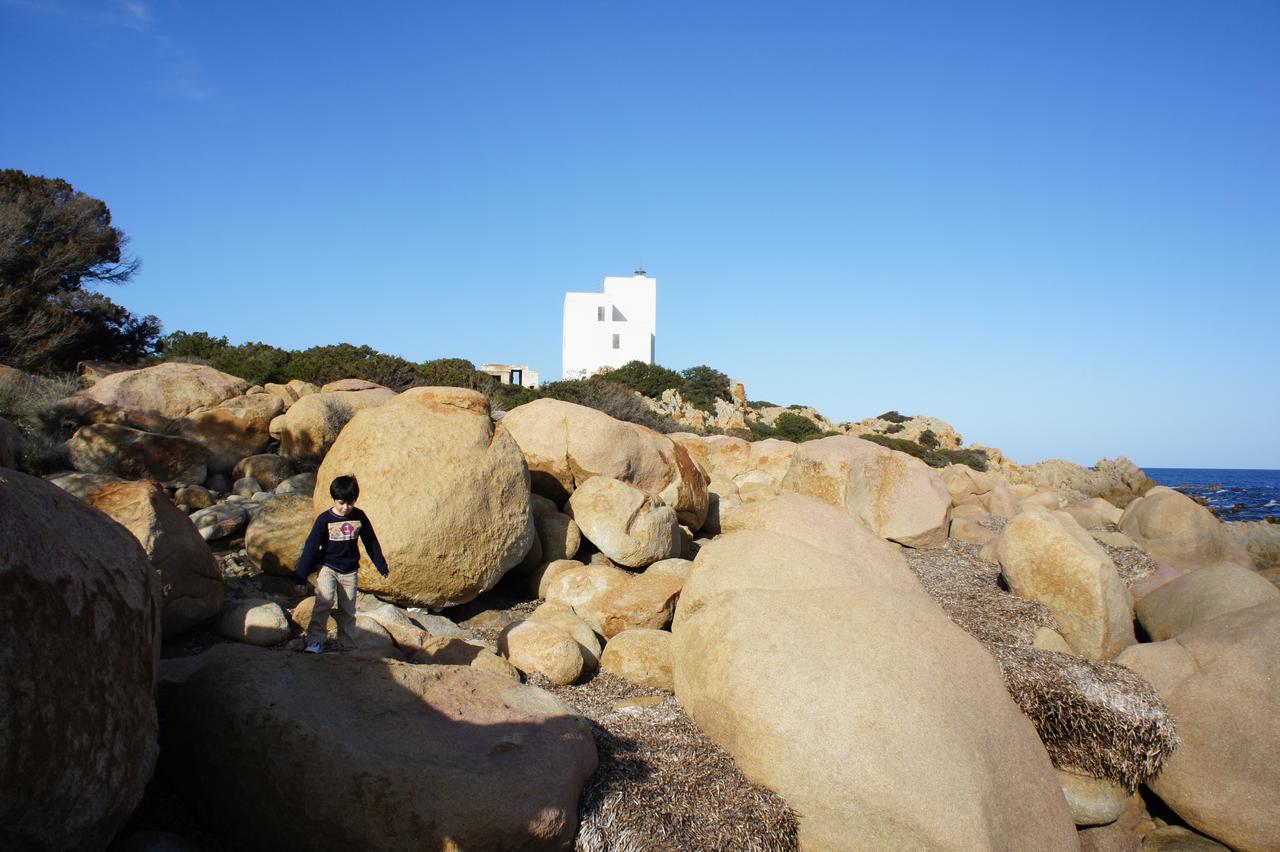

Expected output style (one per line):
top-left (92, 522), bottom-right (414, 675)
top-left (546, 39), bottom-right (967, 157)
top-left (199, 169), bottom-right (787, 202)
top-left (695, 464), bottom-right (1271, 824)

top-left (328, 519), bottom-right (362, 541)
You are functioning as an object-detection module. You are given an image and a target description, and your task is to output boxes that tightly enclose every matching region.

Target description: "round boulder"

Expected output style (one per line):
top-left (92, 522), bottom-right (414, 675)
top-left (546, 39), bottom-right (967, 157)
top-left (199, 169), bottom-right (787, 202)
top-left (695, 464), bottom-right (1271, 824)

top-left (567, 475), bottom-right (680, 568)
top-left (177, 392), bottom-right (284, 473)
top-left (995, 511), bottom-right (1136, 659)
top-left (497, 619), bottom-right (584, 685)
top-left (1117, 601), bottom-right (1280, 851)
top-left (272, 385), bottom-right (396, 462)
top-left (601, 628), bottom-right (674, 690)
top-left (673, 586), bottom-right (1079, 849)
top-left (0, 468), bottom-right (160, 850)
top-left (87, 479), bottom-right (224, 637)
top-left (528, 601), bottom-right (601, 669)
top-left (1135, 563), bottom-right (1280, 641)
top-left (59, 362), bottom-right (248, 430)
top-left (67, 423), bottom-right (210, 486)
top-left (780, 435), bottom-right (952, 549)
top-left (314, 387), bottom-right (535, 607)
top-left (245, 495), bottom-right (315, 577)
top-left (232, 454), bottom-right (294, 491)
top-left (1120, 487), bottom-right (1254, 573)
top-left (216, 600), bottom-right (290, 646)
top-left (501, 398), bottom-right (709, 529)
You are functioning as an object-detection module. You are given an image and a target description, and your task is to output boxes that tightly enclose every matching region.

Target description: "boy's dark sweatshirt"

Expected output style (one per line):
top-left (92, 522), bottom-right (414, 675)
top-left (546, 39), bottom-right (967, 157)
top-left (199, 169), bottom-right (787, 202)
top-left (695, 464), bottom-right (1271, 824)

top-left (294, 507), bottom-right (388, 582)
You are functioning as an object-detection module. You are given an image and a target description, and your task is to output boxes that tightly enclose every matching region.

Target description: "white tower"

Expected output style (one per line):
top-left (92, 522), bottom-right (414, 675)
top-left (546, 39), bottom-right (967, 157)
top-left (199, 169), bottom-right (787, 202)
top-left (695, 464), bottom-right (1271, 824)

top-left (562, 269), bottom-right (656, 379)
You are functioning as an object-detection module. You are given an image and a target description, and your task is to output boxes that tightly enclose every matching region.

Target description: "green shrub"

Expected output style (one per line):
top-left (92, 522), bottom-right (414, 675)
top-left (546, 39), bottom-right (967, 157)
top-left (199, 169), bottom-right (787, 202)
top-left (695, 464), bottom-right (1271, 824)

top-left (772, 411), bottom-right (823, 442)
top-left (158, 333), bottom-right (499, 393)
top-left (679, 365), bottom-right (730, 412)
top-left (747, 400), bottom-right (777, 409)
top-left (529, 378), bottom-right (681, 433)
top-left (877, 410), bottom-right (911, 424)
top-left (884, 423), bottom-right (905, 434)
top-left (859, 433), bottom-right (987, 471)
top-left (596, 361), bottom-right (684, 399)
top-left (919, 429), bottom-right (939, 448)
top-left (159, 330), bottom-right (230, 362)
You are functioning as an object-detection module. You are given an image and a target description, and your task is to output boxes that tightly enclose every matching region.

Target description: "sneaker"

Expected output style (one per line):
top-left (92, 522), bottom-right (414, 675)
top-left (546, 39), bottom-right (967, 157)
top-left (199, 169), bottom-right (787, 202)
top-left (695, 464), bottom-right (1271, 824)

top-left (303, 642), bottom-right (324, 654)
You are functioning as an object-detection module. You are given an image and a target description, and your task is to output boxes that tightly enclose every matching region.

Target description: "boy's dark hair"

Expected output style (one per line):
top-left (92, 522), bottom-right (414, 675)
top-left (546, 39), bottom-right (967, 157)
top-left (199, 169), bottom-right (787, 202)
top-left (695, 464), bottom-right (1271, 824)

top-left (330, 475), bottom-right (359, 504)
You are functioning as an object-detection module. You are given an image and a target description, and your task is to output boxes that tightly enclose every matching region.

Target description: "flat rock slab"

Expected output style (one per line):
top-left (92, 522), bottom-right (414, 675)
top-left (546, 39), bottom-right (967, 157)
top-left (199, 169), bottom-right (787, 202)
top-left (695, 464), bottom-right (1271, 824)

top-left (161, 644), bottom-right (597, 852)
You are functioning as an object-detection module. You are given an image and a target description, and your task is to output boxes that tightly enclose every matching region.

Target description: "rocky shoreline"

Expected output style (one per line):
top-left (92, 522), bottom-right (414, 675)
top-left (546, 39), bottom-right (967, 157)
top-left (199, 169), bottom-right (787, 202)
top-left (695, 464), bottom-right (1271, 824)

top-left (3, 361), bottom-right (1279, 851)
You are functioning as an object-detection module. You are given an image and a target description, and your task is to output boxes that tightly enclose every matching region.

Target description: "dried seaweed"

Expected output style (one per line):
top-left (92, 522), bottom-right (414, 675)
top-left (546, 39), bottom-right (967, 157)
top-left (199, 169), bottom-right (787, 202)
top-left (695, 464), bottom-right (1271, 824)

top-left (526, 671), bottom-right (800, 852)
top-left (905, 540), bottom-right (1178, 789)
top-left (992, 643), bottom-right (1178, 789)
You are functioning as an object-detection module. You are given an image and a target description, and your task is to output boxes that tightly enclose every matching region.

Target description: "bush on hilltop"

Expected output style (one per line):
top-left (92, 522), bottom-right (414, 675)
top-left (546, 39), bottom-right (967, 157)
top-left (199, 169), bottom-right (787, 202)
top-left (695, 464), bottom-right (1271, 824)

top-left (158, 332), bottom-right (499, 393)
top-left (860, 433), bottom-right (988, 471)
top-left (597, 361), bottom-right (731, 414)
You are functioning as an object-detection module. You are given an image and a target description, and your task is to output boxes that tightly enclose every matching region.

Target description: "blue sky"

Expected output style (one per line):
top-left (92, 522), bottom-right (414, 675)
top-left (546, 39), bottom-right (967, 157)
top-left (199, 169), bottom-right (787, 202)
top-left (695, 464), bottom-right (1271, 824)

top-left (3, 1), bottom-right (1277, 468)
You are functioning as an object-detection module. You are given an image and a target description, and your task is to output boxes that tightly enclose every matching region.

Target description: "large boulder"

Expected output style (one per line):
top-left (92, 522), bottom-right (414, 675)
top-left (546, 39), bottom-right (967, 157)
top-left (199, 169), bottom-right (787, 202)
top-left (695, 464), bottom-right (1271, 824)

top-left (673, 586), bottom-right (1079, 849)
top-left (1228, 520), bottom-right (1280, 572)
top-left (942, 464), bottom-right (1022, 519)
top-left (678, 527), bottom-right (924, 626)
top-left (271, 384), bottom-right (396, 462)
top-left (1135, 564), bottom-right (1280, 641)
top-left (718, 492), bottom-right (914, 585)
top-left (60, 362), bottom-right (248, 430)
top-left (993, 455), bottom-right (1156, 507)
top-left (0, 468), bottom-right (160, 851)
top-left (995, 511), bottom-right (1136, 659)
top-left (67, 423), bottom-right (210, 486)
top-left (245, 495), bottom-right (315, 577)
top-left (501, 398), bottom-right (709, 529)
top-left (1119, 487), bottom-right (1254, 573)
top-left (672, 434), bottom-right (796, 505)
top-left (86, 479), bottom-right (224, 637)
top-left (1117, 601), bottom-right (1280, 851)
top-left (566, 475), bottom-right (680, 568)
top-left (780, 435), bottom-right (952, 548)
top-left (162, 645), bottom-right (597, 850)
top-left (314, 387), bottom-right (535, 607)
top-left (176, 392), bottom-right (285, 473)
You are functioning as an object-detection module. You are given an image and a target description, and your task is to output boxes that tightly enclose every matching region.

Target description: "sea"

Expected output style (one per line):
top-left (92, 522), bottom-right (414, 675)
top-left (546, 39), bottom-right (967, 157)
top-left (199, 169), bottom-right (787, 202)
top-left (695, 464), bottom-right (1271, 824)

top-left (1145, 468), bottom-right (1280, 523)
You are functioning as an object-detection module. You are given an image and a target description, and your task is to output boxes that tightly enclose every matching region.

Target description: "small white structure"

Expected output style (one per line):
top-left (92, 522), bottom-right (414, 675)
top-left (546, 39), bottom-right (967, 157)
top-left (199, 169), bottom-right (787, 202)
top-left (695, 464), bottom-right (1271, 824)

top-left (562, 269), bottom-right (656, 379)
top-left (479, 363), bottom-right (540, 389)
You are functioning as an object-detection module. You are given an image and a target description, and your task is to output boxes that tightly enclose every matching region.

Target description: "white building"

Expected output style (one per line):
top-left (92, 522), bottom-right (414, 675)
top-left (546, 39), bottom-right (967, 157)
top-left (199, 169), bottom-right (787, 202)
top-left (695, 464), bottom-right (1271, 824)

top-left (562, 269), bottom-right (656, 379)
top-left (479, 363), bottom-right (540, 389)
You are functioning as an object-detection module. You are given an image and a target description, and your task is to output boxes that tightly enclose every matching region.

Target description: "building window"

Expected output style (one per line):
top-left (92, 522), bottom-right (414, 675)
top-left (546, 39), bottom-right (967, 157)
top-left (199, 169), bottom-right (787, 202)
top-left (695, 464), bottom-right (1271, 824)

top-left (597, 306), bottom-right (606, 321)
top-left (510, 369), bottom-right (522, 386)
top-left (612, 334), bottom-right (620, 350)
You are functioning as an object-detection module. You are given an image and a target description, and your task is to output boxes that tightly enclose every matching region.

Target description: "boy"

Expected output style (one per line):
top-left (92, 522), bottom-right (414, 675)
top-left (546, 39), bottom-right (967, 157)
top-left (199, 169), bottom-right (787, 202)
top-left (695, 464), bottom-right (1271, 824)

top-left (294, 474), bottom-right (389, 653)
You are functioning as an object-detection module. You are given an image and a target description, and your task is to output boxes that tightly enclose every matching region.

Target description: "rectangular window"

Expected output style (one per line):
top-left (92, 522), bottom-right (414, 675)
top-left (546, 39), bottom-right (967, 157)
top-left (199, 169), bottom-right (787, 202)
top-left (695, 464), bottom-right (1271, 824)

top-left (612, 334), bottom-right (620, 349)
top-left (510, 369), bottom-right (522, 386)
top-left (597, 306), bottom-right (606, 321)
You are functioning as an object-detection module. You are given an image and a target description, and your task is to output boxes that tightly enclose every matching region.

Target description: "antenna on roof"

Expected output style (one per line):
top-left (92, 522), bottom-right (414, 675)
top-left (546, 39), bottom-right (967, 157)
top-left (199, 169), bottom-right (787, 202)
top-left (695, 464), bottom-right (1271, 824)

top-left (634, 266), bottom-right (646, 276)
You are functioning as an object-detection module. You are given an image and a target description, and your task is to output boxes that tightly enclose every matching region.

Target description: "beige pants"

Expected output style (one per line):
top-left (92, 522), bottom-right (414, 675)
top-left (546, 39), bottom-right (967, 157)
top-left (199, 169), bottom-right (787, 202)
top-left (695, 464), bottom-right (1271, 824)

top-left (307, 566), bottom-right (359, 645)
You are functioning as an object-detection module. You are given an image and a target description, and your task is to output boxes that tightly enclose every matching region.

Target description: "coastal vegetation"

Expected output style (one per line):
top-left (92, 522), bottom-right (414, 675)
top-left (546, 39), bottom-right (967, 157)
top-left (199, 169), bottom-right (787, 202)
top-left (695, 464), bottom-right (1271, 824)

top-left (0, 170), bottom-right (161, 372)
